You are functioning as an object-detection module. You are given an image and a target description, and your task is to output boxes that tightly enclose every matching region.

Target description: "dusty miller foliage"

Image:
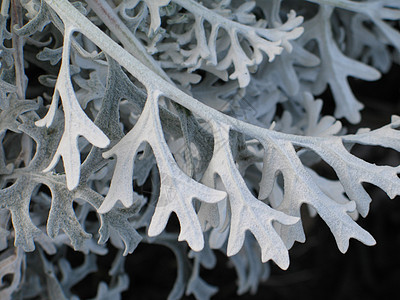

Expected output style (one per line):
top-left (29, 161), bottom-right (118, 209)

top-left (0, 0), bottom-right (399, 298)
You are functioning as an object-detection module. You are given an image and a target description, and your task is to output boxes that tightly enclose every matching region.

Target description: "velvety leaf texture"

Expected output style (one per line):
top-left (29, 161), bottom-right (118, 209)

top-left (0, 0), bottom-right (399, 299)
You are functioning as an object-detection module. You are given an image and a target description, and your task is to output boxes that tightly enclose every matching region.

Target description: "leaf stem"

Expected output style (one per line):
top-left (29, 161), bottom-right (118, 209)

top-left (44, 0), bottom-right (394, 149)
top-left (85, 0), bottom-right (172, 83)
top-left (43, 0), bottom-right (314, 144)
top-left (0, 0), bottom-right (10, 16)
top-left (11, 0), bottom-right (27, 99)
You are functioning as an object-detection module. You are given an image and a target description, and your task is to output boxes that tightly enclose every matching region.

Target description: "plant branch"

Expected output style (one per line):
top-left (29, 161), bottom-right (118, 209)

top-left (11, 0), bottom-right (27, 99)
top-left (86, 0), bottom-right (172, 83)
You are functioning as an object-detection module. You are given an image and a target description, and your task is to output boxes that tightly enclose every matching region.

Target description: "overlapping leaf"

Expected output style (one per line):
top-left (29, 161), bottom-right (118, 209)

top-left (298, 5), bottom-right (381, 123)
top-left (35, 25), bottom-right (109, 190)
top-left (101, 90), bottom-right (226, 251)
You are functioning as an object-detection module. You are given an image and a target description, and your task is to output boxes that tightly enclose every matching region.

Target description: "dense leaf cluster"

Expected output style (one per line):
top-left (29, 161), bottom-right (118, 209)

top-left (0, 0), bottom-right (399, 299)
